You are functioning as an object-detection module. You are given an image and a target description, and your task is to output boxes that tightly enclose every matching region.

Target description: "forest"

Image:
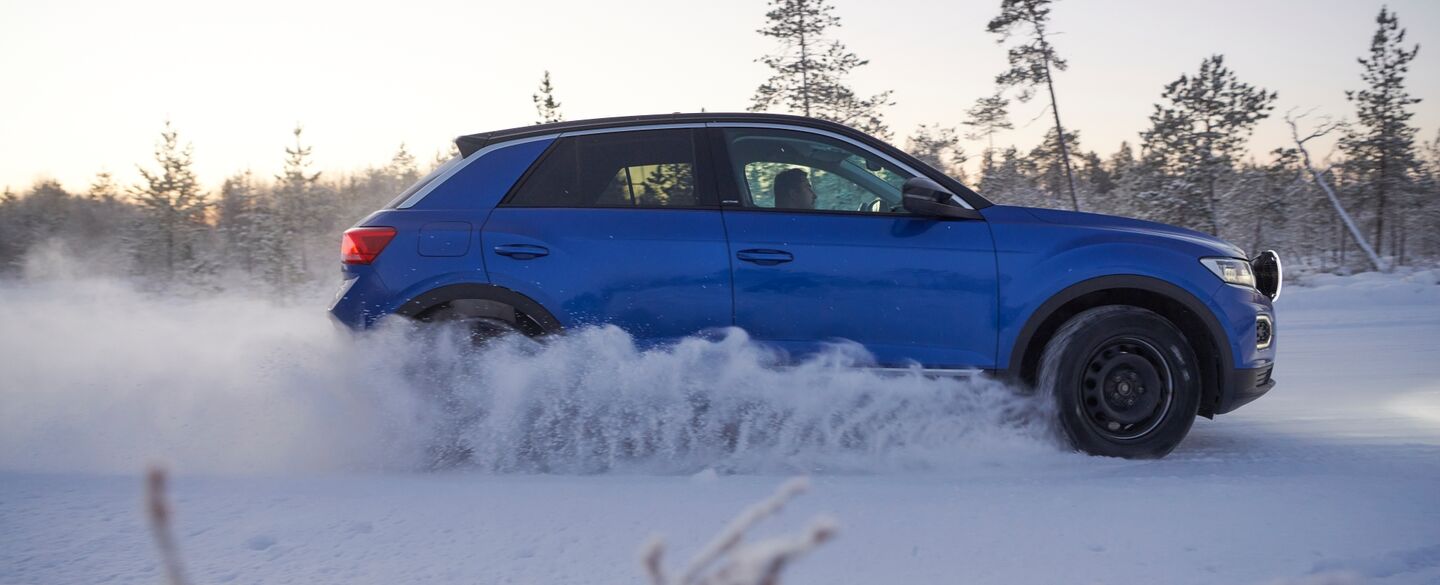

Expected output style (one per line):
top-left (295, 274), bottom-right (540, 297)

top-left (1, 0), bottom-right (1435, 296)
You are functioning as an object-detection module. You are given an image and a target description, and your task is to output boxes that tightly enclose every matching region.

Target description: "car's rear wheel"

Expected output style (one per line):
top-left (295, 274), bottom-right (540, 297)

top-left (1037, 305), bottom-right (1201, 458)
top-left (419, 300), bottom-right (534, 346)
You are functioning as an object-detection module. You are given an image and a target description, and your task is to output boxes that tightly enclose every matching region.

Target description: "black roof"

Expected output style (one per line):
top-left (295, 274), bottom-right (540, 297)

top-left (457, 112), bottom-right (865, 157)
top-left (455, 112), bottom-right (993, 209)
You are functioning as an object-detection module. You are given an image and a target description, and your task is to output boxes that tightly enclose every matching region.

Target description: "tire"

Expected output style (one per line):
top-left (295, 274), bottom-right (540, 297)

top-left (1037, 305), bottom-right (1201, 458)
top-left (420, 300), bottom-right (532, 346)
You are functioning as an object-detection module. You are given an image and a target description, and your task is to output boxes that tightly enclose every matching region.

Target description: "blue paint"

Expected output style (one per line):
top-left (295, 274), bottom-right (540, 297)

top-left (329, 125), bottom-right (1274, 404)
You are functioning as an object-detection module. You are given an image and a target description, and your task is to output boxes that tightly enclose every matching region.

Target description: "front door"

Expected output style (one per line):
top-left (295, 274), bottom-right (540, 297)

top-left (713, 125), bottom-right (998, 369)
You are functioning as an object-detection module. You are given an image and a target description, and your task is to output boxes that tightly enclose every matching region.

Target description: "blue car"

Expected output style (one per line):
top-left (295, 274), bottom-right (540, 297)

top-left (331, 113), bottom-right (1281, 458)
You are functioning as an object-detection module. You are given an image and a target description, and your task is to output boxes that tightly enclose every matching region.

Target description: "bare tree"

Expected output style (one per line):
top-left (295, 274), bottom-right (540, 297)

top-left (1287, 110), bottom-right (1387, 271)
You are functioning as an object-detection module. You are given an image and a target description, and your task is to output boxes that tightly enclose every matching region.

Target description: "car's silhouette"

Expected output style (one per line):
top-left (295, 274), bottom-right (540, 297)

top-left (330, 113), bottom-right (1281, 458)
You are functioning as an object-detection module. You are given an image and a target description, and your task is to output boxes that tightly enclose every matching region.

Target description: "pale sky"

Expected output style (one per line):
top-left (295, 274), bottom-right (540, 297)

top-left (3, 0), bottom-right (1438, 193)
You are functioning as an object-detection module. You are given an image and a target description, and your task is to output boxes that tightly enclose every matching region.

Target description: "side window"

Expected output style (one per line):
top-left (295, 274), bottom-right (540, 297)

top-left (506, 129), bottom-right (706, 208)
top-left (723, 128), bottom-right (914, 214)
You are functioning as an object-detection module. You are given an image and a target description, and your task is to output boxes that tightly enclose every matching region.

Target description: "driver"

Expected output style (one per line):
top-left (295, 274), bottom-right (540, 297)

top-left (773, 168), bottom-right (817, 210)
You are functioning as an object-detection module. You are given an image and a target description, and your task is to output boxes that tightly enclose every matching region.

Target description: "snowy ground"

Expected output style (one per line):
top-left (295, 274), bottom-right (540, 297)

top-left (2, 269), bottom-right (1439, 584)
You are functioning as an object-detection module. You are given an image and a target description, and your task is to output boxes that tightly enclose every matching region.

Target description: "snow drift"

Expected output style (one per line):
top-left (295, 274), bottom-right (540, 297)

top-left (0, 272), bottom-right (1054, 475)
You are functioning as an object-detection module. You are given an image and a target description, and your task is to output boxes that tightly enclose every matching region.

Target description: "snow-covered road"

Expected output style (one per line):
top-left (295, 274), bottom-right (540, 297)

top-left (3, 271), bottom-right (1439, 584)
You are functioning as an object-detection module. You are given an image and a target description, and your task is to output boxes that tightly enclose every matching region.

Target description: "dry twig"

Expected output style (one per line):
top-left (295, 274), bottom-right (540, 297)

top-left (146, 466), bottom-right (191, 585)
top-left (641, 477), bottom-right (837, 585)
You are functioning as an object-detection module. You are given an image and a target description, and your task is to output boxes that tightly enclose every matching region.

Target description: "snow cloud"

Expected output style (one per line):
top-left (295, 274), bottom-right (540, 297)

top-left (0, 266), bottom-right (1056, 475)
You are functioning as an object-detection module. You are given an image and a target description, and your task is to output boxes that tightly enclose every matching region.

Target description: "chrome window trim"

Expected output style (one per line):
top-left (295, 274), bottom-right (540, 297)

top-left (398, 119), bottom-right (976, 210)
top-left (706, 121), bottom-right (975, 210)
top-left (395, 133), bottom-right (560, 209)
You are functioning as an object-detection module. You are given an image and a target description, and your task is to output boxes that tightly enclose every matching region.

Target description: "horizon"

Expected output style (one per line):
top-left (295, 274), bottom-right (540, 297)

top-left (3, 0), bottom-right (1439, 194)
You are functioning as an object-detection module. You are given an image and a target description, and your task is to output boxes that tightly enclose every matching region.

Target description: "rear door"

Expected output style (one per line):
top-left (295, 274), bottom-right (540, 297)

top-left (481, 127), bottom-right (733, 343)
top-left (712, 125), bottom-right (998, 369)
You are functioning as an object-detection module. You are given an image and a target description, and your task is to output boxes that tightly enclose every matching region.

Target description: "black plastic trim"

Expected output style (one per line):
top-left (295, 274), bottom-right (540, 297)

top-left (394, 283), bottom-right (563, 334)
top-left (1217, 365), bottom-right (1275, 414)
top-left (1005, 275), bottom-right (1238, 414)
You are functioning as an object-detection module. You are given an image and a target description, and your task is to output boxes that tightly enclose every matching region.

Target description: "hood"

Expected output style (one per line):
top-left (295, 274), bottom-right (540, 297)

top-left (1005, 206), bottom-right (1249, 259)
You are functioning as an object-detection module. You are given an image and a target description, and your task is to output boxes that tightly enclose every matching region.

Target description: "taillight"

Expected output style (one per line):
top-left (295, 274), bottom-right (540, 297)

top-left (341, 227), bottom-right (396, 265)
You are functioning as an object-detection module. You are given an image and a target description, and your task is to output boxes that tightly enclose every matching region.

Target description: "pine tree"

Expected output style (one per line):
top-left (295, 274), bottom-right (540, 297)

top-left (1077, 151), bottom-right (1115, 212)
top-left (962, 93), bottom-right (1013, 150)
top-left (387, 143), bottom-right (420, 186)
top-left (1140, 55), bottom-right (1276, 235)
top-left (980, 146), bottom-right (1045, 207)
top-left (1417, 130), bottom-right (1440, 259)
top-left (637, 163), bottom-right (696, 206)
top-left (1339, 7), bottom-right (1422, 262)
top-left (987, 0), bottom-right (1079, 210)
top-left (533, 71), bottom-right (564, 124)
top-left (1088, 142), bottom-right (1136, 216)
top-left (962, 93), bottom-right (1013, 180)
top-left (87, 172), bottom-right (120, 202)
top-left (269, 125), bottom-right (323, 291)
top-left (217, 170), bottom-right (261, 275)
top-left (750, 0), bottom-right (893, 137)
top-left (129, 121), bottom-right (211, 283)
top-left (1028, 126), bottom-right (1082, 208)
top-left (906, 124), bottom-right (967, 180)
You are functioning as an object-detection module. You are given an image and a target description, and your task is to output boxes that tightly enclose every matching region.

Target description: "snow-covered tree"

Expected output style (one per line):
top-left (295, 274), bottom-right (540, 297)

top-left (1139, 55), bottom-right (1276, 234)
top-left (87, 172), bottom-right (120, 202)
top-left (750, 0), bottom-right (893, 137)
top-left (906, 124), bottom-right (967, 180)
top-left (1339, 7), bottom-right (1422, 262)
top-left (988, 0), bottom-right (1079, 210)
top-left (128, 122), bottom-right (212, 283)
top-left (267, 125), bottom-right (326, 291)
top-left (216, 170), bottom-right (262, 275)
top-left (533, 71), bottom-right (564, 125)
top-left (962, 93), bottom-right (1013, 149)
top-left (980, 146), bottom-right (1045, 207)
top-left (386, 143), bottom-right (420, 187)
top-left (1027, 126), bottom-right (1082, 209)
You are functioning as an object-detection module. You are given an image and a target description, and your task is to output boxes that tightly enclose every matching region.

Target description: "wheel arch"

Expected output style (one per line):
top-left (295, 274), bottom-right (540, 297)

top-left (393, 283), bottom-right (563, 337)
top-left (1007, 275), bottom-right (1233, 418)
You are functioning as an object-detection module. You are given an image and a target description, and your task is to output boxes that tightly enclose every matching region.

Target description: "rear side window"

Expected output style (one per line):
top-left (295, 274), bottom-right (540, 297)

top-left (505, 129), bottom-right (709, 208)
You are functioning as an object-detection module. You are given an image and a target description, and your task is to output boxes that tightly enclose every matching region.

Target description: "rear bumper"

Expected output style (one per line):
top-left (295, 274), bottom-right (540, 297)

top-left (1214, 364), bottom-right (1276, 415)
top-left (327, 269), bottom-right (391, 330)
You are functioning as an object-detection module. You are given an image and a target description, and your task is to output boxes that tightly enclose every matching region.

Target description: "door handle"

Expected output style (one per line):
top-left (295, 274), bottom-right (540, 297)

top-left (736, 249), bottom-right (793, 266)
top-left (494, 244), bottom-right (549, 260)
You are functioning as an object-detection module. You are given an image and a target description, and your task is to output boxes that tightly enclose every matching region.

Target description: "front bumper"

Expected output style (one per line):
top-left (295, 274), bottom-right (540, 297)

top-left (1215, 364), bottom-right (1276, 414)
top-left (1205, 264), bottom-right (1278, 416)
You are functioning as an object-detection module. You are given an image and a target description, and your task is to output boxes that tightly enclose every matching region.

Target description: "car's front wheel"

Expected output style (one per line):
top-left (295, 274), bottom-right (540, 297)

top-left (1037, 306), bottom-right (1201, 458)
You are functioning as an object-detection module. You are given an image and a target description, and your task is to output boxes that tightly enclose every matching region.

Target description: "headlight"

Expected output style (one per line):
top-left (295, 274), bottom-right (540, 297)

top-left (1251, 250), bottom-right (1282, 300)
top-left (1200, 257), bottom-right (1256, 289)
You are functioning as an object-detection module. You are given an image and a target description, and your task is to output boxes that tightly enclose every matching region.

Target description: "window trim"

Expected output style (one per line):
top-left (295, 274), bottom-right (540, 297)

top-left (395, 133), bottom-right (559, 209)
top-left (707, 122), bottom-right (976, 211)
top-left (498, 127), bottom-right (719, 210)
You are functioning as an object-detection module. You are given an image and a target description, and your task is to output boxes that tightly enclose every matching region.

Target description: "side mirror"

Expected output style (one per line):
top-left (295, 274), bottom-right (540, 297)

top-left (901, 177), bottom-right (978, 219)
